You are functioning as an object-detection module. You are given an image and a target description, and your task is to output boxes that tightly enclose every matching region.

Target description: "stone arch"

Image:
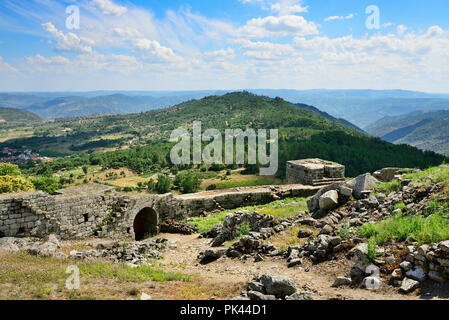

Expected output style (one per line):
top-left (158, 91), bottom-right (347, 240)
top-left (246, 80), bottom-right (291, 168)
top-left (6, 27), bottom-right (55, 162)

top-left (131, 205), bottom-right (159, 241)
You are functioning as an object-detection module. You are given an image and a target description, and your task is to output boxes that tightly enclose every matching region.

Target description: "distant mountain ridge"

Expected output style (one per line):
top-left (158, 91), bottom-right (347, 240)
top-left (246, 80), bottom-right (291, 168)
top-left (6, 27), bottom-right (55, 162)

top-left (2, 90), bottom-right (449, 127)
top-left (0, 107), bottom-right (41, 127)
top-left (366, 110), bottom-right (449, 156)
top-left (1, 92), bottom-right (445, 177)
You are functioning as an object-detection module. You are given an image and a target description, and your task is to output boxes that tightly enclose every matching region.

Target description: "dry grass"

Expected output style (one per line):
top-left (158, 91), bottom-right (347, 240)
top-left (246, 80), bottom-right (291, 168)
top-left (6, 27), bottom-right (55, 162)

top-left (166, 281), bottom-right (246, 300)
top-left (268, 225), bottom-right (318, 252)
top-left (0, 251), bottom-right (191, 300)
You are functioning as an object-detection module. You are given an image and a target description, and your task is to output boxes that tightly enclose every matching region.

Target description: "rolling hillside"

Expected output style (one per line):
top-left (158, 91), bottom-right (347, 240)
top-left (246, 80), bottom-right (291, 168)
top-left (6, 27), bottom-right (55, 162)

top-left (366, 110), bottom-right (449, 156)
top-left (5, 92), bottom-right (444, 178)
top-left (0, 107), bottom-right (41, 127)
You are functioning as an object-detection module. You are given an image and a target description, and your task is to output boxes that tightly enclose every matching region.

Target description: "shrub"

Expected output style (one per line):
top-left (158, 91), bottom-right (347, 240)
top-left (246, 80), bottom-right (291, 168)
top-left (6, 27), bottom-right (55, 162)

top-left (206, 184), bottom-right (217, 191)
top-left (29, 176), bottom-right (62, 194)
top-left (359, 213), bottom-right (449, 245)
top-left (174, 171), bottom-right (202, 194)
top-left (237, 222), bottom-right (252, 237)
top-left (0, 175), bottom-right (34, 193)
top-left (0, 164), bottom-right (22, 177)
top-left (375, 180), bottom-right (400, 194)
top-left (155, 174), bottom-right (172, 194)
top-left (367, 238), bottom-right (381, 261)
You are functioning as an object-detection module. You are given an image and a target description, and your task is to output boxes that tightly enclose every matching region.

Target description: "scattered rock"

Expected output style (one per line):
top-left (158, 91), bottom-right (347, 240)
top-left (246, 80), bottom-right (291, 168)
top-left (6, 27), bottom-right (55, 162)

top-left (319, 190), bottom-right (339, 211)
top-left (160, 219), bottom-right (198, 235)
top-left (406, 266), bottom-right (427, 282)
top-left (332, 276), bottom-right (352, 288)
top-left (399, 277), bottom-right (420, 294)
top-left (247, 291), bottom-right (276, 301)
top-left (285, 291), bottom-right (314, 300)
top-left (259, 275), bottom-right (297, 298)
top-left (140, 292), bottom-right (152, 300)
top-left (346, 173), bottom-right (381, 197)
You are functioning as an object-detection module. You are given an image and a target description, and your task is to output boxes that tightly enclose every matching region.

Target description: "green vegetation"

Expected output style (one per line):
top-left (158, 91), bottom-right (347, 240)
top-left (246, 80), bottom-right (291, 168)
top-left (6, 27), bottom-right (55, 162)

top-left (174, 171), bottom-right (202, 194)
top-left (0, 175), bottom-right (34, 193)
top-left (188, 212), bottom-right (228, 234)
top-left (237, 222), bottom-right (252, 237)
top-left (187, 197), bottom-right (309, 233)
top-left (375, 180), bottom-right (401, 194)
top-left (215, 177), bottom-right (278, 189)
top-left (6, 92), bottom-right (444, 185)
top-left (0, 163), bottom-right (22, 177)
top-left (79, 262), bottom-right (190, 283)
top-left (29, 176), bottom-right (62, 195)
top-left (359, 213), bottom-right (449, 246)
top-left (367, 238), bottom-right (381, 261)
top-left (154, 174), bottom-right (172, 194)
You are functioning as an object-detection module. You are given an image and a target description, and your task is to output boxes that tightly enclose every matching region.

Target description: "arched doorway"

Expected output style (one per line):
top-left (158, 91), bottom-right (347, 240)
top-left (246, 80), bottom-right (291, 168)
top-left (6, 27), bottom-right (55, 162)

top-left (133, 207), bottom-right (158, 241)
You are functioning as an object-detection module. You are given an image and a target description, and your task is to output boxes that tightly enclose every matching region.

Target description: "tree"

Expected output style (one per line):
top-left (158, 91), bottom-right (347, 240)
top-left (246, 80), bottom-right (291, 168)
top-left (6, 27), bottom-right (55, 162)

top-left (0, 175), bottom-right (34, 193)
top-left (174, 171), bottom-right (202, 194)
top-left (0, 164), bottom-right (22, 177)
top-left (155, 174), bottom-right (172, 194)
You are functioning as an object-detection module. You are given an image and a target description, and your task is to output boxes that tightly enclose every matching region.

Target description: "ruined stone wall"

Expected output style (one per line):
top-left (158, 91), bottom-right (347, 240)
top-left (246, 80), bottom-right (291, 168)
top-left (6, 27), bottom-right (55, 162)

top-left (286, 159), bottom-right (345, 186)
top-left (0, 184), bottom-right (321, 241)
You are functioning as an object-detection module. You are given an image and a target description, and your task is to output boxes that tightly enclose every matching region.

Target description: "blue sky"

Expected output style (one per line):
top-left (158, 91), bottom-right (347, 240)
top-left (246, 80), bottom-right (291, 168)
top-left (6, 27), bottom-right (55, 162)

top-left (0, 0), bottom-right (449, 92)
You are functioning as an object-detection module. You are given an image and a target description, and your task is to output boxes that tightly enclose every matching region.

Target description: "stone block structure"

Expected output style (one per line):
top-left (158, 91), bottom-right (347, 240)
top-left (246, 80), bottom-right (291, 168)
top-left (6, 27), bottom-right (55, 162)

top-left (0, 183), bottom-right (321, 241)
top-left (286, 158), bottom-right (345, 186)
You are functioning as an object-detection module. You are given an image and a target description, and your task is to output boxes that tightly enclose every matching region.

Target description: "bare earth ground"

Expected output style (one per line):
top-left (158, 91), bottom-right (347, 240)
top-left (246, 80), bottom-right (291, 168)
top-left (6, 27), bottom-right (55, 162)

top-left (151, 233), bottom-right (418, 300)
top-left (1, 233), bottom-right (448, 300)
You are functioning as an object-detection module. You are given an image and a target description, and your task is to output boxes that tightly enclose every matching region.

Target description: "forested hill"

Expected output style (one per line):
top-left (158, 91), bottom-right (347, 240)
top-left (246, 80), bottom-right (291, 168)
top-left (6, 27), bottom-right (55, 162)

top-left (0, 107), bottom-right (41, 127)
top-left (366, 110), bottom-right (449, 156)
top-left (5, 92), bottom-right (445, 178)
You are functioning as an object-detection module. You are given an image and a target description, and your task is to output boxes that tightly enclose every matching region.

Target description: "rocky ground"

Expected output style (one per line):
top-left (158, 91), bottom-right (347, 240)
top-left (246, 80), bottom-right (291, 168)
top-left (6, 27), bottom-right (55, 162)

top-left (1, 165), bottom-right (449, 300)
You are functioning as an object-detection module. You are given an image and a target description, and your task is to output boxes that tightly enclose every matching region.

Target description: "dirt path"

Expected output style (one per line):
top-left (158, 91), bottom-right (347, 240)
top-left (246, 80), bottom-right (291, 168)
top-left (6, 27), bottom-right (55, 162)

top-left (153, 233), bottom-right (422, 300)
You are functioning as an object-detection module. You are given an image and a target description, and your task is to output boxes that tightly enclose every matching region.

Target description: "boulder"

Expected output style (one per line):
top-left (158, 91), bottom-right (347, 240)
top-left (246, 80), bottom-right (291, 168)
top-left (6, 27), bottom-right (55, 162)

top-left (399, 277), bottom-right (420, 294)
top-left (307, 182), bottom-right (344, 213)
top-left (406, 266), bottom-right (427, 282)
top-left (373, 168), bottom-right (402, 182)
top-left (259, 275), bottom-right (297, 298)
top-left (247, 291), bottom-right (276, 301)
top-left (428, 271), bottom-right (446, 283)
top-left (248, 281), bottom-right (265, 293)
top-left (399, 261), bottom-right (413, 272)
top-left (199, 248), bottom-right (227, 264)
top-left (285, 291), bottom-right (314, 300)
top-left (297, 228), bottom-right (314, 239)
top-left (319, 190), bottom-right (339, 210)
top-left (332, 276), bottom-right (352, 288)
top-left (346, 174), bottom-right (381, 197)
top-left (0, 237), bottom-right (22, 252)
top-left (140, 292), bottom-right (152, 300)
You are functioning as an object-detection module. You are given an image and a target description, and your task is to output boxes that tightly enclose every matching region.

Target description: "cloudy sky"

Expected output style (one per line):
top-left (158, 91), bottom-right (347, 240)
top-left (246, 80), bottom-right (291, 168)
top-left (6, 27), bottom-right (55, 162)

top-left (0, 0), bottom-right (449, 92)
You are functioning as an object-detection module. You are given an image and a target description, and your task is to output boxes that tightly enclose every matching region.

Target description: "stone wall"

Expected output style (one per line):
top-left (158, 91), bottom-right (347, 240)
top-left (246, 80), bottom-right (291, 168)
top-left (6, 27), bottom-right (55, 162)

top-left (0, 183), bottom-right (322, 241)
top-left (286, 159), bottom-right (345, 186)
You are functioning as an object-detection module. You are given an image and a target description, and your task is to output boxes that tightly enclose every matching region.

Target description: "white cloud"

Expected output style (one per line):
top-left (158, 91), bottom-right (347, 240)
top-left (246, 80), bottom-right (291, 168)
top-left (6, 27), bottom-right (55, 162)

top-left (324, 14), bottom-right (354, 22)
top-left (42, 22), bottom-right (93, 54)
top-left (0, 57), bottom-right (18, 73)
top-left (397, 24), bottom-right (408, 35)
top-left (132, 38), bottom-right (182, 63)
top-left (239, 15), bottom-right (318, 38)
top-left (91, 0), bottom-right (127, 16)
top-left (240, 0), bottom-right (308, 16)
top-left (202, 49), bottom-right (236, 62)
top-left (236, 39), bottom-right (296, 60)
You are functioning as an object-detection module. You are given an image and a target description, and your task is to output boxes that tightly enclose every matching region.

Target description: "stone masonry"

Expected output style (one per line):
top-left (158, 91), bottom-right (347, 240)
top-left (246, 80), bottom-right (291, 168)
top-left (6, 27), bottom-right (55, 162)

top-left (286, 159), bottom-right (345, 186)
top-left (0, 183), bottom-right (321, 241)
